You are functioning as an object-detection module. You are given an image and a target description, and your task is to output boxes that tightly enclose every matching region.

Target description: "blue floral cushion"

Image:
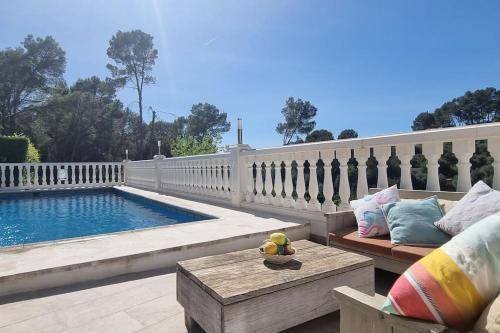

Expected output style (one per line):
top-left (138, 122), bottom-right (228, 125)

top-left (350, 185), bottom-right (400, 238)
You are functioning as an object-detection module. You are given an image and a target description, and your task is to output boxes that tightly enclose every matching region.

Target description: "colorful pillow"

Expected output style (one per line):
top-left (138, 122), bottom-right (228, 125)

top-left (380, 196), bottom-right (450, 246)
top-left (382, 213), bottom-right (500, 331)
top-left (435, 181), bottom-right (500, 236)
top-left (349, 185), bottom-right (400, 238)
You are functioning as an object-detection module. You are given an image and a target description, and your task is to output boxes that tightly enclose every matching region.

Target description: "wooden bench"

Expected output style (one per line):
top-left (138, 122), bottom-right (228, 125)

top-left (325, 189), bottom-right (464, 274)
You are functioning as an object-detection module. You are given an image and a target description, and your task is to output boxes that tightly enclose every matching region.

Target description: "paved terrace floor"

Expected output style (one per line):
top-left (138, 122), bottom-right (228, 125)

top-left (0, 268), bottom-right (397, 333)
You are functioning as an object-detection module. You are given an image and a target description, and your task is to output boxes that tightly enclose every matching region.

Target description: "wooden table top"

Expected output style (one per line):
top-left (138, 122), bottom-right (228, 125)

top-left (177, 239), bottom-right (373, 305)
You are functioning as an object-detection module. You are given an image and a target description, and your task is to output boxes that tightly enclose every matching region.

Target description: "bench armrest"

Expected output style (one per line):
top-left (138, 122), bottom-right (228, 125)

top-left (324, 210), bottom-right (356, 245)
top-left (333, 286), bottom-right (453, 333)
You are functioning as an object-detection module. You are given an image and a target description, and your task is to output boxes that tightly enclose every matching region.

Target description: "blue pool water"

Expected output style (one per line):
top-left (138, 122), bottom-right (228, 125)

top-left (0, 189), bottom-right (211, 247)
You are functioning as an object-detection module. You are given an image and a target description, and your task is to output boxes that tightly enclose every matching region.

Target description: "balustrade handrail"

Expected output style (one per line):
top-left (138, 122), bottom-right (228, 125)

top-left (240, 122), bottom-right (500, 156)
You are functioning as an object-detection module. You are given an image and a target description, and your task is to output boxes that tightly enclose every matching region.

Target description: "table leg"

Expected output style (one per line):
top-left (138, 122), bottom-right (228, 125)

top-left (184, 311), bottom-right (204, 332)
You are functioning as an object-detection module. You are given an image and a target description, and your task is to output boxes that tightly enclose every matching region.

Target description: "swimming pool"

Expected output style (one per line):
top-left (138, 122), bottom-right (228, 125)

top-left (0, 188), bottom-right (211, 247)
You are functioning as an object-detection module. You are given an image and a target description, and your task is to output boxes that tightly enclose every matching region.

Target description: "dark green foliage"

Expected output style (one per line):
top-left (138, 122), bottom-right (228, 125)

top-left (107, 30), bottom-right (158, 158)
top-left (413, 88), bottom-right (500, 131)
top-left (305, 129), bottom-right (334, 142)
top-left (0, 35), bottom-right (66, 134)
top-left (0, 135), bottom-right (29, 162)
top-left (337, 129), bottom-right (358, 139)
top-left (184, 103), bottom-right (231, 139)
top-left (412, 112), bottom-right (441, 131)
top-left (276, 97), bottom-right (317, 145)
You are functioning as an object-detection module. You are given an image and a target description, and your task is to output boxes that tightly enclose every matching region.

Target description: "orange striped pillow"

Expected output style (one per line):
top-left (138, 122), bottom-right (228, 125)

top-left (382, 213), bottom-right (500, 331)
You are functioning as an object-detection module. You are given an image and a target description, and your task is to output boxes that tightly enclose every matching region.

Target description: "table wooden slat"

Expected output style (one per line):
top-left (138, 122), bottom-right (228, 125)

top-left (177, 240), bottom-right (373, 305)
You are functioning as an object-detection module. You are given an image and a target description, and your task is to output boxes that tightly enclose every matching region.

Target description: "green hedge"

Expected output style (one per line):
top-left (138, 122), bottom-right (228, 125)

top-left (0, 135), bottom-right (29, 163)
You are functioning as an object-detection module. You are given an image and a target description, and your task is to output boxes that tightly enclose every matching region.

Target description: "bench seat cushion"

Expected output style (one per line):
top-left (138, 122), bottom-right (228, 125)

top-left (329, 227), bottom-right (394, 256)
top-left (391, 245), bottom-right (436, 262)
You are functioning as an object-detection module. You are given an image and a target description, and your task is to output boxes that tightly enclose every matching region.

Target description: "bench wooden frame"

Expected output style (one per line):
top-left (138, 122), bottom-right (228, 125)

top-left (333, 286), bottom-right (457, 333)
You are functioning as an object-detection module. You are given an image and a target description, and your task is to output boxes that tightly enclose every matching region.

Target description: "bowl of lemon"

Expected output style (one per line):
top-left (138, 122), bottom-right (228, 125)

top-left (259, 232), bottom-right (296, 264)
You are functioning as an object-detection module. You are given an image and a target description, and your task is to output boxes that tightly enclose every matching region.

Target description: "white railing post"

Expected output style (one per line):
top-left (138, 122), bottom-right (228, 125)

top-left (228, 144), bottom-right (252, 206)
top-left (490, 137), bottom-right (500, 190)
top-left (222, 159), bottom-right (230, 197)
top-left (322, 151), bottom-right (336, 213)
top-left (245, 157), bottom-right (255, 203)
top-left (423, 142), bottom-right (442, 191)
top-left (264, 159), bottom-right (273, 204)
top-left (153, 154), bottom-right (165, 191)
top-left (337, 149), bottom-right (351, 211)
top-left (283, 158), bottom-right (294, 208)
top-left (307, 151), bottom-right (321, 211)
top-left (396, 144), bottom-right (413, 190)
top-left (255, 159), bottom-right (264, 203)
top-left (354, 148), bottom-right (370, 198)
top-left (295, 153), bottom-right (307, 209)
top-left (374, 146), bottom-right (390, 189)
top-left (454, 139), bottom-right (474, 192)
top-left (273, 157), bottom-right (284, 206)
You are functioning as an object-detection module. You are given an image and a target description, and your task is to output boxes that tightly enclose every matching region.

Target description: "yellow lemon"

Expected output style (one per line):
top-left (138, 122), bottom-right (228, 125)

top-left (260, 241), bottom-right (278, 255)
top-left (270, 233), bottom-right (287, 245)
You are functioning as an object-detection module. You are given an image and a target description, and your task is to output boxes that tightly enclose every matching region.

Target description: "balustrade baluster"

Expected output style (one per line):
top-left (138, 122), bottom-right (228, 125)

top-left (295, 154), bottom-right (307, 210)
top-left (423, 142), bottom-right (442, 191)
top-left (337, 149), bottom-right (351, 210)
top-left (245, 158), bottom-right (255, 202)
top-left (354, 148), bottom-right (369, 197)
top-left (223, 160), bottom-right (230, 198)
top-left (395, 145), bottom-right (413, 190)
top-left (201, 161), bottom-right (207, 192)
top-left (272, 159), bottom-right (283, 206)
top-left (264, 160), bottom-right (273, 204)
top-left (33, 164), bottom-right (39, 187)
top-left (307, 152), bottom-right (321, 211)
top-left (255, 159), bottom-right (264, 203)
top-left (214, 160), bottom-right (221, 196)
top-left (9, 165), bottom-right (14, 188)
top-left (283, 159), bottom-right (294, 207)
top-left (93, 164), bottom-right (98, 183)
top-left (322, 151), bottom-right (335, 212)
top-left (111, 164), bottom-right (116, 184)
top-left (490, 137), bottom-right (500, 190)
top-left (454, 140), bottom-right (474, 192)
top-left (41, 165), bottom-right (47, 186)
top-left (188, 161), bottom-right (194, 191)
top-left (373, 146), bottom-right (391, 189)
top-left (18, 165), bottom-right (25, 188)
top-left (196, 161), bottom-right (202, 192)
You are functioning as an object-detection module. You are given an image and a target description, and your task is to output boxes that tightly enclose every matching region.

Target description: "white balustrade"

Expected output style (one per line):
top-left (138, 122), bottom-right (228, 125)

top-left (2, 123), bottom-right (499, 217)
top-left (0, 162), bottom-right (124, 192)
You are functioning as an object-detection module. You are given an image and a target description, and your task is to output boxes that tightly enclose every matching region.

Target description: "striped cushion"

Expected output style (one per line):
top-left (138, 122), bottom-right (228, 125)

top-left (382, 213), bottom-right (500, 331)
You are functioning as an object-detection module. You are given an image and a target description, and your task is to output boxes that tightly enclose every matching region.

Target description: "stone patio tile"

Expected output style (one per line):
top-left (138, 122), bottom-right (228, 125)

top-left (66, 311), bottom-right (143, 333)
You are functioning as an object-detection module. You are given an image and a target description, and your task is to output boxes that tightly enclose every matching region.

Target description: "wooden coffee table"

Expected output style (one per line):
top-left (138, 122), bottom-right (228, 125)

top-left (177, 239), bottom-right (374, 333)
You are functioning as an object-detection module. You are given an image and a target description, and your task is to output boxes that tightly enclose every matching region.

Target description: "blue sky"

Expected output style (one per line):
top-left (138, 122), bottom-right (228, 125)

top-left (1, 1), bottom-right (500, 148)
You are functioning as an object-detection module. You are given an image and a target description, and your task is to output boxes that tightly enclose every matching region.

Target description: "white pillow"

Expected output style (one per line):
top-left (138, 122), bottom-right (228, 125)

top-left (435, 181), bottom-right (500, 236)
